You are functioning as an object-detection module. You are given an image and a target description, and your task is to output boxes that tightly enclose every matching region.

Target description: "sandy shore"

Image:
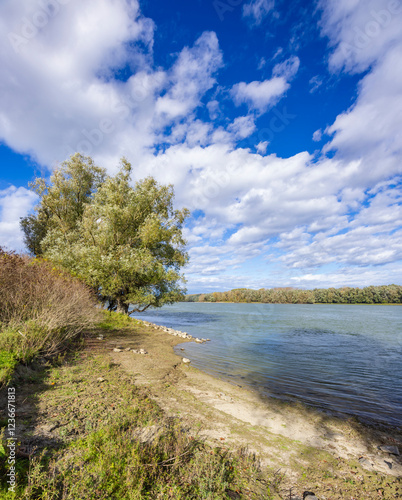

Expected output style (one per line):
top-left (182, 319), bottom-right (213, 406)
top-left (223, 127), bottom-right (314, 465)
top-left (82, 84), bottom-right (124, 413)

top-left (106, 322), bottom-right (402, 497)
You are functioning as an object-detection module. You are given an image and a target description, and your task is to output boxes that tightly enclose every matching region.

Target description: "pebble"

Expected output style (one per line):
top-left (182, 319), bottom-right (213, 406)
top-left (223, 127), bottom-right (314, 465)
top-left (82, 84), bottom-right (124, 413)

top-left (113, 348), bottom-right (123, 352)
top-left (97, 377), bottom-right (105, 382)
top-left (358, 457), bottom-right (372, 468)
top-left (182, 358), bottom-right (191, 363)
top-left (132, 349), bottom-right (147, 354)
top-left (137, 321), bottom-right (202, 342)
top-left (303, 492), bottom-right (318, 500)
top-left (379, 445), bottom-right (400, 455)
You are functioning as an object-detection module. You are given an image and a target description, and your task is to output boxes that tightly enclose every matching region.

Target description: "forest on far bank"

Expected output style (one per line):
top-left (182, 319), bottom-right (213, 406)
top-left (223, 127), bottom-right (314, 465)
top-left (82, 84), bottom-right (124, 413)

top-left (182, 285), bottom-right (402, 304)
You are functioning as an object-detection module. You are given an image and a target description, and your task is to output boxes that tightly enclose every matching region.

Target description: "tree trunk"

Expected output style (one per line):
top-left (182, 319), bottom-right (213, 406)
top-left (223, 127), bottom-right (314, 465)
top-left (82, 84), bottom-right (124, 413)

top-left (116, 298), bottom-right (129, 315)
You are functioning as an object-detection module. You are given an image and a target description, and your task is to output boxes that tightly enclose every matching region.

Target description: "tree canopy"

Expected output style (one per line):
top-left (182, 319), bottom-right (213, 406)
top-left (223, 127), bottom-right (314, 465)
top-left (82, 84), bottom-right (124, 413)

top-left (21, 153), bottom-right (190, 314)
top-left (183, 285), bottom-right (402, 304)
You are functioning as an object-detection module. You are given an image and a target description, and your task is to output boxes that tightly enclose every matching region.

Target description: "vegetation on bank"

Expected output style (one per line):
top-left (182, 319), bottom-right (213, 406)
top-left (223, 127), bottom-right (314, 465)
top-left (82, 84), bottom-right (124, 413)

top-left (0, 248), bottom-right (99, 386)
top-left (0, 244), bottom-right (273, 498)
top-left (183, 284), bottom-right (402, 304)
top-left (0, 312), bottom-right (273, 499)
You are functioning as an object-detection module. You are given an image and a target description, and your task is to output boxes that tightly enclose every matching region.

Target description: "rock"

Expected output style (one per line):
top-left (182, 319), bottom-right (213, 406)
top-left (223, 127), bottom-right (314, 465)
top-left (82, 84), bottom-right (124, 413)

top-left (139, 349), bottom-right (147, 354)
top-left (116, 345), bottom-right (124, 349)
top-left (180, 348), bottom-right (185, 351)
top-left (358, 457), bottom-right (372, 468)
top-left (218, 393), bottom-right (233, 402)
top-left (97, 335), bottom-right (104, 340)
top-left (379, 445), bottom-right (400, 455)
top-left (303, 492), bottom-right (318, 500)
top-left (195, 338), bottom-right (203, 343)
top-left (125, 347), bottom-right (131, 351)
top-left (182, 358), bottom-right (191, 363)
top-left (206, 338), bottom-right (211, 341)
top-left (384, 460), bottom-right (393, 469)
top-left (97, 377), bottom-right (105, 382)
top-left (113, 348), bottom-right (123, 352)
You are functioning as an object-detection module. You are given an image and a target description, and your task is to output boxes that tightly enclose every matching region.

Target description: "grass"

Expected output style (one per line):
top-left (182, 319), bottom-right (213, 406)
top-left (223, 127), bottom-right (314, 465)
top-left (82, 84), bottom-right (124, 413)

top-left (0, 346), bottom-right (274, 499)
top-left (97, 310), bottom-right (142, 331)
top-left (0, 351), bottom-right (18, 386)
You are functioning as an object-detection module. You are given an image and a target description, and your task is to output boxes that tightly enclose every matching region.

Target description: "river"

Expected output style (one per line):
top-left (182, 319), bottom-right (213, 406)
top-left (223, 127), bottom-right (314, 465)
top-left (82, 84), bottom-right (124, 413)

top-left (131, 302), bottom-right (402, 427)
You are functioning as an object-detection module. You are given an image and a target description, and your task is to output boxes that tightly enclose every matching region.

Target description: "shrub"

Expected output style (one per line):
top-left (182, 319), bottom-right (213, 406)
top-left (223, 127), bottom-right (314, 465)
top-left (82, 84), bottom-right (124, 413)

top-left (0, 248), bottom-right (99, 380)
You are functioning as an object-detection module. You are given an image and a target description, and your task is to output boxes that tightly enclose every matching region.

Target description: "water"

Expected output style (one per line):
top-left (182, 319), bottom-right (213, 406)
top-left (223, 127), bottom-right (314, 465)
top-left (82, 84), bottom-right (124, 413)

top-left (131, 302), bottom-right (402, 427)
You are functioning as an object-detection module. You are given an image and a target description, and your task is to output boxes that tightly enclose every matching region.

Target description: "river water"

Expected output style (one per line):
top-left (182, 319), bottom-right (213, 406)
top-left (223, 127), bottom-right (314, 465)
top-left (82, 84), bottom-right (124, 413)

top-left (131, 302), bottom-right (402, 427)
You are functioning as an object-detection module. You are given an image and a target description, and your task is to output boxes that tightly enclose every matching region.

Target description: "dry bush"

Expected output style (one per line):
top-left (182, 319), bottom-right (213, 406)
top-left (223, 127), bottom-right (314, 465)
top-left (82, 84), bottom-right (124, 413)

top-left (0, 248), bottom-right (100, 360)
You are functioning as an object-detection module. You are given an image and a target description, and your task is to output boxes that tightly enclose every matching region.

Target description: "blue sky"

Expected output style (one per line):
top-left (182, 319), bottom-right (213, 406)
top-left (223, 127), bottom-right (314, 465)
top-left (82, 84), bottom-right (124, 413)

top-left (1, 0), bottom-right (402, 293)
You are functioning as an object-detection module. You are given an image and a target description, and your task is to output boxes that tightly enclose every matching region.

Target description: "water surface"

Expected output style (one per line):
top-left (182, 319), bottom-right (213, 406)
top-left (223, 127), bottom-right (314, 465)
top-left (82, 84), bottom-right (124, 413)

top-left (132, 303), bottom-right (402, 426)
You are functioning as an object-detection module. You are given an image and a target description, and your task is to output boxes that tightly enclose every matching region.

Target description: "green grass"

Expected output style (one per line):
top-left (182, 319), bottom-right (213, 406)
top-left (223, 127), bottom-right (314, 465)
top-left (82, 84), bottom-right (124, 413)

top-left (97, 310), bottom-right (142, 330)
top-left (0, 350), bottom-right (18, 386)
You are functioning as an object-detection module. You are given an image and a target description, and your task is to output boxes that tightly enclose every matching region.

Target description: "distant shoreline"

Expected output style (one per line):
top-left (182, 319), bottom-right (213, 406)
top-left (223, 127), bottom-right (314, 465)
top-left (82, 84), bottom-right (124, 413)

top-left (179, 301), bottom-right (402, 305)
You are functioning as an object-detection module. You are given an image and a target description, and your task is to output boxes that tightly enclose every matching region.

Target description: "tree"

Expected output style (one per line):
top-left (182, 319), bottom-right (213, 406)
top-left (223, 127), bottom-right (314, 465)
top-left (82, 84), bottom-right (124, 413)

top-left (21, 153), bottom-right (106, 255)
top-left (21, 154), bottom-right (190, 314)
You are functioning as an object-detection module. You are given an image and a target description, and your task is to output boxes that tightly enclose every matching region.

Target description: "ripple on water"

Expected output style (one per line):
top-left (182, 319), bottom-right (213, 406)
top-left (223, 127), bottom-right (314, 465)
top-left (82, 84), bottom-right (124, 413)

top-left (132, 303), bottom-right (402, 427)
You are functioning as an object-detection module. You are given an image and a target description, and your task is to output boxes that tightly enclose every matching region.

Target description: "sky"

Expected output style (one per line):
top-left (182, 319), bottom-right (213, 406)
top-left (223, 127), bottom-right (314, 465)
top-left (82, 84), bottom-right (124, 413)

top-left (1, 0), bottom-right (402, 293)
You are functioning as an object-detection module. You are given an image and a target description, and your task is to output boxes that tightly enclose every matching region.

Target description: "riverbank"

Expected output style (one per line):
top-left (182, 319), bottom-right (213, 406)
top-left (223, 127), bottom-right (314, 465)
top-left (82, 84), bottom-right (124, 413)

top-left (110, 318), bottom-right (402, 498)
top-left (2, 313), bottom-right (401, 499)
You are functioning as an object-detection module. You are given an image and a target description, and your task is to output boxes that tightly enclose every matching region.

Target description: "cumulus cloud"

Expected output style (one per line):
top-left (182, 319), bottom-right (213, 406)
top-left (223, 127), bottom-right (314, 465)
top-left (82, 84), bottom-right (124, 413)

top-left (0, 186), bottom-right (38, 251)
top-left (0, 0), bottom-right (401, 290)
top-left (318, 0), bottom-right (402, 73)
top-left (231, 56), bottom-right (299, 113)
top-left (320, 0), bottom-right (402, 184)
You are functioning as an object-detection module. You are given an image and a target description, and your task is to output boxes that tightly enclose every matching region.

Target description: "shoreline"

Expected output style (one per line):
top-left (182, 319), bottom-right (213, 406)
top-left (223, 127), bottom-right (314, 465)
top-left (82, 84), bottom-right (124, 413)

top-left (108, 320), bottom-right (402, 494)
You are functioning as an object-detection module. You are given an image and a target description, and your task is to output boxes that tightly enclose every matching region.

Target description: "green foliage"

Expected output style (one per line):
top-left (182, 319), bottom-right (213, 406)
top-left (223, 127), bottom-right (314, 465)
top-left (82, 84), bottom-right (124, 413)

top-left (97, 310), bottom-right (141, 330)
top-left (183, 285), bottom-right (402, 305)
top-left (0, 350), bottom-right (17, 385)
top-left (20, 153), bottom-right (106, 255)
top-left (23, 154), bottom-right (189, 314)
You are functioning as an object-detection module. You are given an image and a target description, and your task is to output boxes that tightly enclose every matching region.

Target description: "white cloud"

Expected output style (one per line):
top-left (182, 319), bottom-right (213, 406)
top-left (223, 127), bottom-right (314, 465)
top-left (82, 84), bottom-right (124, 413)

top-left (231, 78), bottom-right (290, 113)
top-left (309, 75), bottom-right (323, 93)
top-left (313, 129), bottom-right (322, 142)
top-left (243, 0), bottom-right (275, 26)
top-left (0, 186), bottom-right (38, 251)
top-left (319, 0), bottom-right (402, 184)
top-left (319, 0), bottom-right (402, 73)
top-left (272, 55), bottom-right (300, 80)
top-left (0, 0), bottom-right (401, 290)
top-left (228, 115), bottom-right (256, 139)
top-left (256, 141), bottom-right (269, 154)
top-left (155, 32), bottom-right (222, 121)
top-left (231, 56), bottom-right (299, 114)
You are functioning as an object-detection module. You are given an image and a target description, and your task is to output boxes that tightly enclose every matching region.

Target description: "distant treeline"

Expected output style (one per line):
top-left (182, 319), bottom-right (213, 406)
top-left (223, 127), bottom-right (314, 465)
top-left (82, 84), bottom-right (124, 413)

top-left (182, 285), bottom-right (402, 304)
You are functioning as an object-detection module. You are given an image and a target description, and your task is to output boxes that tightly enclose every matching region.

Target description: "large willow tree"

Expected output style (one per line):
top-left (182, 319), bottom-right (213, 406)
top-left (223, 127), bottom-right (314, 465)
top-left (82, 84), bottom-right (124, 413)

top-left (21, 154), bottom-right (189, 314)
